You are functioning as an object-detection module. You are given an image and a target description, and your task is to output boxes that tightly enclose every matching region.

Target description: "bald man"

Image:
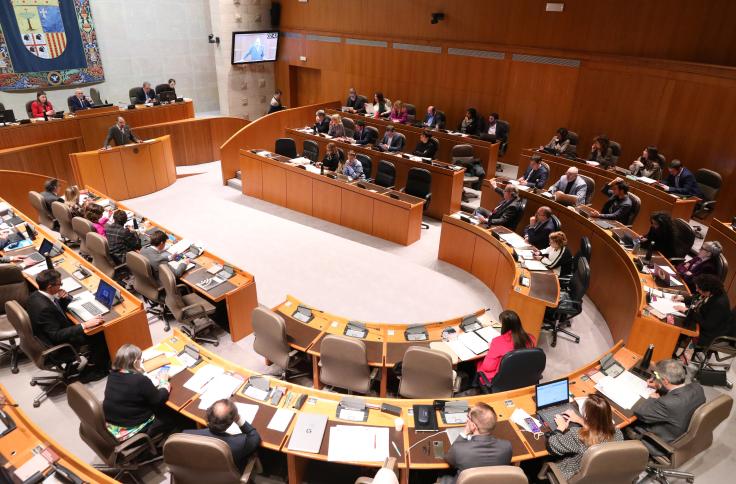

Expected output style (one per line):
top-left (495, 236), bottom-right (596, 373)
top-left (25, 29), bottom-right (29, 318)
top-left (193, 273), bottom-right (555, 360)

top-left (548, 166), bottom-right (588, 205)
top-left (103, 117), bottom-right (142, 149)
top-left (69, 89), bottom-right (93, 113)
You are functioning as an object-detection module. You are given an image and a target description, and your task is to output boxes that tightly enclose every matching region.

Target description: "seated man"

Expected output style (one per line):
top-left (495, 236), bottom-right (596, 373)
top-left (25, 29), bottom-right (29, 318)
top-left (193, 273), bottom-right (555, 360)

top-left (105, 210), bottom-right (140, 264)
top-left (353, 120), bottom-right (376, 145)
top-left (69, 89), bottom-right (94, 113)
top-left (518, 155), bottom-right (549, 189)
top-left (483, 112), bottom-right (508, 143)
top-left (345, 87), bottom-right (365, 113)
top-left (27, 269), bottom-right (107, 381)
top-left (0, 232), bottom-right (27, 263)
top-left (103, 117), bottom-right (142, 149)
top-left (473, 181), bottom-right (523, 229)
top-left (41, 178), bottom-right (64, 214)
top-left (630, 359), bottom-right (705, 455)
top-left (378, 125), bottom-right (404, 152)
top-left (313, 110), bottom-right (330, 134)
top-left (140, 230), bottom-right (190, 280)
top-left (662, 159), bottom-right (704, 198)
top-left (423, 106), bottom-right (444, 129)
top-left (524, 206), bottom-right (556, 250)
top-left (548, 166), bottom-right (587, 206)
top-left (436, 402), bottom-right (512, 484)
top-left (412, 130), bottom-right (437, 159)
top-left (135, 82), bottom-right (157, 104)
top-left (184, 399), bottom-right (261, 472)
top-left (341, 151), bottom-right (365, 180)
top-left (588, 178), bottom-right (633, 224)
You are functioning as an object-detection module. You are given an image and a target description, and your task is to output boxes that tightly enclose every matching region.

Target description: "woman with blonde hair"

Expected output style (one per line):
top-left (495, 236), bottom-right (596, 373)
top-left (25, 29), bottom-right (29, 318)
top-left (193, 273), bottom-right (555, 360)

top-left (64, 185), bottom-right (84, 218)
top-left (388, 100), bottom-right (408, 124)
top-left (327, 113), bottom-right (345, 138)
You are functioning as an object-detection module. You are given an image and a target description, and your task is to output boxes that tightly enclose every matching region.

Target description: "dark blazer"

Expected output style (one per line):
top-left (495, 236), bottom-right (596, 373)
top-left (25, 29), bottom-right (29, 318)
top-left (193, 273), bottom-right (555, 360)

top-left (599, 186), bottom-right (633, 224)
top-left (485, 121), bottom-right (508, 143)
top-left (525, 218), bottom-right (556, 250)
top-left (103, 371), bottom-right (169, 427)
top-left (321, 152), bottom-right (343, 172)
top-left (684, 292), bottom-right (733, 347)
top-left (104, 125), bottom-right (140, 148)
top-left (445, 434), bottom-right (512, 481)
top-left (69, 95), bottom-right (93, 113)
top-left (185, 422), bottom-right (261, 472)
top-left (664, 168), bottom-right (703, 197)
top-left (380, 133), bottom-right (405, 152)
top-left (314, 118), bottom-right (330, 134)
top-left (423, 112), bottom-right (445, 129)
top-left (633, 382), bottom-right (705, 448)
top-left (27, 291), bottom-right (84, 364)
top-left (522, 165), bottom-right (549, 189)
top-left (346, 96), bottom-right (365, 113)
top-left (135, 88), bottom-right (157, 104)
top-left (41, 190), bottom-right (63, 213)
top-left (640, 226), bottom-right (677, 260)
top-left (413, 140), bottom-right (437, 159)
top-left (479, 188), bottom-right (523, 229)
top-left (353, 127), bottom-right (377, 145)
top-left (589, 146), bottom-right (615, 169)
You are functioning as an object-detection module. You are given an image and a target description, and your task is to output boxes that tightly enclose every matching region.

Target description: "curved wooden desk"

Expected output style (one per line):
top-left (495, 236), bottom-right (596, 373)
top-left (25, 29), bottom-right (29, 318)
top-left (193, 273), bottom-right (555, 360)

top-left (704, 219), bottom-right (736, 303)
top-left (519, 148), bottom-right (699, 235)
top-left (70, 136), bottom-right (176, 200)
top-left (438, 214), bottom-right (560, 340)
top-left (0, 385), bottom-right (117, 483)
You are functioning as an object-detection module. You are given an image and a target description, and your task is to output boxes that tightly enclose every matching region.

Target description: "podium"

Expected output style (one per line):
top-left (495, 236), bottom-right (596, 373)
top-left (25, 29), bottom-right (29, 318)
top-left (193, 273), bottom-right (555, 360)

top-left (70, 135), bottom-right (176, 200)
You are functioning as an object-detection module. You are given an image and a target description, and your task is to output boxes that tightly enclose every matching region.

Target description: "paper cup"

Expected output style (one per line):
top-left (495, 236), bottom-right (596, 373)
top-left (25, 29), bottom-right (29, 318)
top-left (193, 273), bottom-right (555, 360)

top-left (394, 417), bottom-right (404, 431)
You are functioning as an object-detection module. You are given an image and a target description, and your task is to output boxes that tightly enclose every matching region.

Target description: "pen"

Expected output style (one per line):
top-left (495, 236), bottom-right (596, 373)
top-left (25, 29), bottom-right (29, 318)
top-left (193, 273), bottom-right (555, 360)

top-left (391, 440), bottom-right (401, 457)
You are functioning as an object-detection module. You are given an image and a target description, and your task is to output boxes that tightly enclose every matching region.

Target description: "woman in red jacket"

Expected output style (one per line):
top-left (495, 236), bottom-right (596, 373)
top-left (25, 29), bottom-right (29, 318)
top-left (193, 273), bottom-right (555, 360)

top-left (31, 91), bottom-right (54, 118)
top-left (476, 310), bottom-right (536, 383)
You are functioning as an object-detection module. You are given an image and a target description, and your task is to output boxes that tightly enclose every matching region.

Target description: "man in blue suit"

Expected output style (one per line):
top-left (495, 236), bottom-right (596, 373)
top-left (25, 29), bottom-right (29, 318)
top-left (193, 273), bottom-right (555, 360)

top-left (69, 89), bottom-right (94, 113)
top-left (663, 159), bottom-right (703, 197)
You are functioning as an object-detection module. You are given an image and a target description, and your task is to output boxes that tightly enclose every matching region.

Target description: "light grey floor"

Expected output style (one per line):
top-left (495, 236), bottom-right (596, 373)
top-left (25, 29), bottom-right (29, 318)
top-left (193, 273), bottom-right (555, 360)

top-left (1, 161), bottom-right (732, 483)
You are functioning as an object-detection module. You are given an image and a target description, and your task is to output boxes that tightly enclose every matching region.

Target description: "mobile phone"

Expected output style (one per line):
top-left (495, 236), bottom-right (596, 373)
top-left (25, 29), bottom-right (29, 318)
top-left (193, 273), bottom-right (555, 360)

top-left (432, 440), bottom-right (444, 459)
top-left (525, 417), bottom-right (541, 433)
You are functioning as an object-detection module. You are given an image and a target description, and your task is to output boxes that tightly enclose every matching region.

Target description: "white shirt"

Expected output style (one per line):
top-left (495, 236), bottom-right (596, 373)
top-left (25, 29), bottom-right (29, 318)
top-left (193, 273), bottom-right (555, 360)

top-left (487, 123), bottom-right (496, 135)
top-left (541, 246), bottom-right (564, 275)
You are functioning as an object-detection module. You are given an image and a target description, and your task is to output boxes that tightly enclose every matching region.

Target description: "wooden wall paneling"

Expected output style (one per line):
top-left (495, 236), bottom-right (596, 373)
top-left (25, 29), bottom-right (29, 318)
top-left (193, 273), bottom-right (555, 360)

top-left (0, 138), bottom-right (82, 185)
top-left (97, 151), bottom-right (127, 200)
top-left (0, 120), bottom-right (80, 150)
top-left (0, 170), bottom-right (65, 216)
top-left (239, 150), bottom-right (264, 198)
top-left (437, 221), bottom-right (475, 273)
top-left (470, 235), bottom-right (501, 289)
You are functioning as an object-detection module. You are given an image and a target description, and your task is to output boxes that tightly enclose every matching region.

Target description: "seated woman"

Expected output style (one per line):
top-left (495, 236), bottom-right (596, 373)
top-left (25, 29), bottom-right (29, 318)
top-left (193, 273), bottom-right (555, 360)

top-left (327, 114), bottom-right (346, 138)
top-left (103, 344), bottom-right (179, 441)
top-left (629, 146), bottom-right (663, 180)
top-left (639, 211), bottom-right (677, 260)
top-left (673, 274), bottom-right (733, 349)
top-left (388, 100), bottom-right (408, 124)
top-left (535, 231), bottom-right (574, 278)
top-left (412, 130), bottom-right (437, 159)
top-left (372, 92), bottom-right (391, 118)
top-left (320, 142), bottom-right (343, 172)
top-left (546, 394), bottom-right (623, 481)
top-left (84, 203), bottom-right (108, 237)
top-left (476, 310), bottom-right (536, 384)
top-left (588, 135), bottom-right (615, 169)
top-left (64, 185), bottom-right (84, 218)
top-left (458, 108), bottom-right (480, 135)
top-left (341, 150), bottom-right (365, 180)
top-left (31, 91), bottom-right (54, 118)
top-left (540, 128), bottom-right (571, 156)
top-left (676, 241), bottom-right (723, 291)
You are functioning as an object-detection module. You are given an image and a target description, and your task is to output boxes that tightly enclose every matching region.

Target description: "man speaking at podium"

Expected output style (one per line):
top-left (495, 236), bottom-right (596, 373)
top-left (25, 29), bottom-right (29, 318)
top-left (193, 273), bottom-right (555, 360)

top-left (103, 117), bottom-right (143, 149)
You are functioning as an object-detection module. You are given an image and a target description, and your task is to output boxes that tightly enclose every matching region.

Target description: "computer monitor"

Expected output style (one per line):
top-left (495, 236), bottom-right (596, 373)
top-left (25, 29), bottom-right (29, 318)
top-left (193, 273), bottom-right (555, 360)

top-left (38, 238), bottom-right (54, 256)
top-left (231, 30), bottom-right (279, 65)
top-left (535, 377), bottom-right (570, 410)
top-left (95, 280), bottom-right (117, 308)
top-left (0, 110), bottom-right (16, 124)
top-left (159, 91), bottom-right (176, 103)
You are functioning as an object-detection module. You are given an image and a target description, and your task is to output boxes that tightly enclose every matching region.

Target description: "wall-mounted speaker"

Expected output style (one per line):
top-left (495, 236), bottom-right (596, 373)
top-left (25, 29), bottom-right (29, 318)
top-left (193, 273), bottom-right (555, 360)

top-left (270, 2), bottom-right (281, 28)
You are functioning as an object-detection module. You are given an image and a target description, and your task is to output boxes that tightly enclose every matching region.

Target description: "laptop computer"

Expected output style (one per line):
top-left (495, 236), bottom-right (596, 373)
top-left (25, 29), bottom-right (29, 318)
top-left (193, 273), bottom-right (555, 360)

top-left (364, 103), bottom-right (375, 115)
top-left (535, 377), bottom-right (577, 431)
top-left (68, 280), bottom-right (117, 321)
top-left (287, 413), bottom-right (328, 454)
top-left (24, 239), bottom-right (55, 266)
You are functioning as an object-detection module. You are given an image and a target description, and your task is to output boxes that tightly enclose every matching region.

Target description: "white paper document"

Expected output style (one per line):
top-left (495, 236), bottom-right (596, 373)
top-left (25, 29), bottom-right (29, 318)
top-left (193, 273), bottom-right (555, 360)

top-left (235, 402), bottom-right (260, 424)
top-left (515, 249), bottom-right (535, 260)
top-left (445, 427), bottom-right (465, 444)
top-left (637, 176), bottom-right (657, 184)
top-left (338, 408), bottom-right (366, 422)
top-left (61, 277), bottom-right (82, 293)
top-left (327, 425), bottom-right (389, 463)
top-left (198, 373), bottom-right (244, 410)
top-left (511, 408), bottom-right (541, 433)
top-left (458, 331), bottom-right (488, 355)
top-left (649, 297), bottom-right (686, 317)
top-left (476, 325), bottom-right (501, 343)
top-left (183, 364), bottom-right (225, 393)
top-left (523, 259), bottom-right (549, 271)
top-left (22, 262), bottom-right (47, 276)
top-left (243, 384), bottom-right (270, 401)
top-left (499, 232), bottom-right (529, 248)
top-left (446, 340), bottom-right (476, 361)
top-left (267, 408), bottom-right (295, 432)
top-left (167, 238), bottom-right (192, 255)
top-left (594, 371), bottom-right (650, 410)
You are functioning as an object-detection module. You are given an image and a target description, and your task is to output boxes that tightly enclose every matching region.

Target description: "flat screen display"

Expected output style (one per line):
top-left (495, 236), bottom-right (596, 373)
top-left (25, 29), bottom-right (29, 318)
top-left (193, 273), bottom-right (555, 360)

top-left (231, 31), bottom-right (279, 64)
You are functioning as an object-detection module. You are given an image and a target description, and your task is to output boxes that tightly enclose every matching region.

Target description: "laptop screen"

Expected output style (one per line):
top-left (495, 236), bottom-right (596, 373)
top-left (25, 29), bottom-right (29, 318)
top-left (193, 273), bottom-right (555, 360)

top-left (536, 378), bottom-right (569, 409)
top-left (38, 239), bottom-right (54, 255)
top-left (95, 280), bottom-right (117, 308)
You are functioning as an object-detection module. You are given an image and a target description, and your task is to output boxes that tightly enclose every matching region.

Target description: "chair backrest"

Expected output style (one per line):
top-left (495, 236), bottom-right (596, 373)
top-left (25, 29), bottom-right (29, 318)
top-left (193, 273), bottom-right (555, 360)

top-left (627, 192), bottom-right (641, 226)
top-left (404, 168), bottom-right (432, 202)
top-left (5, 301), bottom-right (46, 368)
top-left (90, 88), bottom-right (102, 105)
top-left (155, 83), bottom-right (171, 94)
top-left (578, 175), bottom-right (595, 205)
top-left (66, 382), bottom-right (122, 466)
top-left (0, 102), bottom-right (4, 111)
top-left (551, 214), bottom-right (562, 231)
top-left (569, 440), bottom-right (649, 484)
top-left (129, 86), bottom-right (144, 103)
top-left (127, 251), bottom-right (161, 301)
top-left (365, 126), bottom-right (379, 142)
top-left (435, 110), bottom-right (446, 129)
top-left (160, 265), bottom-right (186, 320)
top-left (51, 201), bottom-right (77, 242)
top-left (404, 103), bottom-right (416, 119)
top-left (66, 96), bottom-right (75, 111)
top-left (715, 253), bottom-right (729, 283)
top-left (72, 216), bottom-right (95, 254)
top-left (252, 307), bottom-right (291, 369)
top-left (451, 144), bottom-right (474, 162)
top-left (497, 119), bottom-right (510, 139)
top-left (25, 100), bottom-right (34, 117)
top-left (508, 198), bottom-right (527, 231)
top-left (275, 137), bottom-right (297, 158)
top-left (356, 153), bottom-right (372, 178)
top-left (0, 265), bottom-right (30, 310)
top-left (337, 148), bottom-right (345, 162)
top-left (86, 232), bottom-right (115, 278)
top-left (375, 160), bottom-right (397, 188)
top-left (569, 256), bottom-right (591, 301)
top-left (28, 191), bottom-right (54, 229)
top-left (578, 236), bottom-right (592, 262)
top-left (457, 465), bottom-right (528, 484)
top-left (694, 168), bottom-right (722, 202)
top-left (399, 346), bottom-right (453, 398)
top-left (319, 334), bottom-right (371, 394)
top-left (302, 139), bottom-right (320, 162)
top-left (394, 132), bottom-right (406, 150)
top-left (609, 140), bottom-right (622, 158)
top-left (341, 117), bottom-right (355, 137)
top-left (668, 394), bottom-right (733, 468)
top-left (164, 433), bottom-right (244, 484)
top-left (672, 218), bottom-right (696, 259)
top-left (567, 131), bottom-right (579, 146)
top-left (489, 347), bottom-right (546, 393)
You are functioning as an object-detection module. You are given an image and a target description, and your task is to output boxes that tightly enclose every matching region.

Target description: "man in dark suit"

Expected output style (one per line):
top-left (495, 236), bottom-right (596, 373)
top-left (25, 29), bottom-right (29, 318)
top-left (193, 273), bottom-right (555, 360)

top-left (589, 177), bottom-right (633, 224)
top-left (483, 112), bottom-right (508, 143)
top-left (103, 117), bottom-right (142, 149)
top-left (27, 269), bottom-right (107, 380)
top-left (524, 206), bottom-right (557, 249)
top-left (378, 125), bottom-right (405, 152)
top-left (412, 130), bottom-right (438, 159)
top-left (41, 178), bottom-right (63, 214)
top-left (185, 399), bottom-right (261, 472)
top-left (140, 230), bottom-right (190, 280)
top-left (663, 159), bottom-right (704, 197)
top-left (313, 110), bottom-right (330, 134)
top-left (135, 82), bottom-right (157, 104)
top-left (518, 155), bottom-right (549, 189)
top-left (630, 359), bottom-right (706, 455)
top-left (473, 181), bottom-right (523, 229)
top-left (352, 120), bottom-right (376, 145)
top-left (345, 87), bottom-right (365, 114)
top-left (423, 106), bottom-right (445, 129)
top-left (437, 403), bottom-right (512, 484)
top-left (69, 89), bottom-right (94, 113)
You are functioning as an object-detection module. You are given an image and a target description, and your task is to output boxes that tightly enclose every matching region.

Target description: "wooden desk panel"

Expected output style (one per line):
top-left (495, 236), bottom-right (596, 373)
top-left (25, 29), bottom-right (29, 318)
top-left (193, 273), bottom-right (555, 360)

top-left (0, 137), bottom-right (83, 186)
top-left (340, 188), bottom-right (374, 235)
top-left (261, 162), bottom-right (288, 206)
top-left (705, 220), bottom-right (736, 304)
top-left (312, 179), bottom-right (342, 224)
top-left (0, 118), bottom-right (79, 149)
top-left (286, 170), bottom-right (314, 215)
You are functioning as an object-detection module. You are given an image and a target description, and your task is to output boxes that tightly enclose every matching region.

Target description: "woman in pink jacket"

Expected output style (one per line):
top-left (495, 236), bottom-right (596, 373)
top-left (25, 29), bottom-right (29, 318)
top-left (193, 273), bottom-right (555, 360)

top-left (476, 310), bottom-right (536, 383)
top-left (85, 203), bottom-right (109, 236)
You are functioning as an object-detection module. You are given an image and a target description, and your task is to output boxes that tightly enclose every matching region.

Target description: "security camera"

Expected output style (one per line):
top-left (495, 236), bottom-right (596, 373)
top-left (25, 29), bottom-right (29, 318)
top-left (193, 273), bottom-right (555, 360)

top-left (430, 12), bottom-right (445, 24)
top-left (208, 34), bottom-right (220, 45)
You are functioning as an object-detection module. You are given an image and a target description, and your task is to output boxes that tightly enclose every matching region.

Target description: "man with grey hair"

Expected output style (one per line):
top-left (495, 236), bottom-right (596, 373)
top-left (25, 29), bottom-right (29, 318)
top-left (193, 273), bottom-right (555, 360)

top-left (103, 116), bottom-right (142, 149)
top-left (548, 166), bottom-right (587, 205)
top-left (135, 81), bottom-right (157, 104)
top-left (472, 179), bottom-right (523, 229)
top-left (69, 88), bottom-right (93, 113)
top-left (630, 359), bottom-right (705, 454)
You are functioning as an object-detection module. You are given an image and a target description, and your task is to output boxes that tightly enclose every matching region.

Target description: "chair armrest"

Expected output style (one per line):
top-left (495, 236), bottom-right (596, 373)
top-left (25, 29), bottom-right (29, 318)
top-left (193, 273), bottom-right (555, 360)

top-left (182, 303), bottom-right (208, 321)
top-left (369, 368), bottom-right (380, 381)
top-left (239, 455), bottom-right (260, 483)
top-left (641, 430), bottom-right (676, 457)
top-left (113, 432), bottom-right (158, 463)
top-left (700, 200), bottom-right (716, 211)
top-left (42, 343), bottom-right (79, 361)
top-left (176, 283), bottom-right (191, 295)
top-left (538, 461), bottom-right (567, 483)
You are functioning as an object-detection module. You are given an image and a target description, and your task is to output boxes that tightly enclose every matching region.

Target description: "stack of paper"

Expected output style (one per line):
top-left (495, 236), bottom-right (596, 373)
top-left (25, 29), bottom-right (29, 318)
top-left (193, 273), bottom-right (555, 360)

top-left (499, 232), bottom-right (529, 248)
top-left (168, 238), bottom-right (192, 255)
top-left (476, 325), bottom-right (501, 343)
top-left (446, 340), bottom-right (475, 361)
top-left (523, 259), bottom-right (549, 271)
top-left (327, 426), bottom-right (389, 463)
top-left (594, 371), bottom-right (652, 409)
top-left (183, 364), bottom-right (225, 393)
top-left (225, 403), bottom-right (260, 435)
top-left (458, 331), bottom-right (488, 355)
top-left (198, 373), bottom-right (245, 410)
top-left (649, 297), bottom-right (686, 317)
top-left (637, 176), bottom-right (657, 184)
top-left (267, 408), bottom-right (294, 432)
top-left (515, 249), bottom-right (535, 260)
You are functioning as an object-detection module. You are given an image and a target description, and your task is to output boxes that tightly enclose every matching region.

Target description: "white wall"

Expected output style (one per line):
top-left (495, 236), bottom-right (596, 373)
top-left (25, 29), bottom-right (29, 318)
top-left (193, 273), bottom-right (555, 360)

top-left (0, 0), bottom-right (220, 117)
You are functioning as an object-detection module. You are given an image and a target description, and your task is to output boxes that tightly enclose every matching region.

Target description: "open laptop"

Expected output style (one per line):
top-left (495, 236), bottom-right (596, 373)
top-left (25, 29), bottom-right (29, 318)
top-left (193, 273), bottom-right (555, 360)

top-left (68, 280), bottom-right (117, 321)
top-left (535, 377), bottom-right (577, 431)
top-left (364, 103), bottom-right (375, 115)
top-left (24, 239), bottom-right (55, 266)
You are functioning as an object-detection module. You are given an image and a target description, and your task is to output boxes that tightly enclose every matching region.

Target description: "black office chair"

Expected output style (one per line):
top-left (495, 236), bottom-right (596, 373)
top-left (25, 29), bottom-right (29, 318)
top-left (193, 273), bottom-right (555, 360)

top-left (401, 167), bottom-right (432, 229)
top-left (609, 140), bottom-right (622, 166)
top-left (715, 254), bottom-right (729, 283)
top-left (365, 126), bottom-right (379, 144)
top-left (507, 198), bottom-right (527, 232)
top-left (374, 160), bottom-right (396, 188)
top-left (302, 139), bottom-right (319, 163)
top-left (66, 96), bottom-right (76, 112)
top-left (341, 117), bottom-right (355, 137)
top-left (543, 256), bottom-right (590, 347)
top-left (452, 144), bottom-right (481, 201)
top-left (627, 192), bottom-right (641, 226)
top-left (692, 169), bottom-right (722, 221)
top-left (356, 153), bottom-right (372, 178)
top-left (0, 102), bottom-right (4, 111)
top-left (404, 103), bottom-right (417, 121)
top-left (394, 133), bottom-right (406, 152)
top-left (128, 87), bottom-right (144, 105)
top-left (90, 88), bottom-right (103, 105)
top-left (693, 335), bottom-right (736, 389)
top-left (155, 83), bottom-right (172, 95)
top-left (275, 138), bottom-right (297, 158)
top-left (435, 110), bottom-right (447, 129)
top-left (671, 218), bottom-right (696, 264)
top-left (429, 137), bottom-right (440, 159)
top-left (478, 348), bottom-right (546, 393)
top-left (567, 131), bottom-right (579, 153)
top-left (25, 100), bottom-right (34, 118)
top-left (497, 120), bottom-right (510, 157)
top-left (551, 214), bottom-right (562, 231)
top-left (560, 236), bottom-right (591, 291)
top-left (579, 174), bottom-right (595, 205)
